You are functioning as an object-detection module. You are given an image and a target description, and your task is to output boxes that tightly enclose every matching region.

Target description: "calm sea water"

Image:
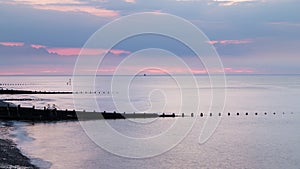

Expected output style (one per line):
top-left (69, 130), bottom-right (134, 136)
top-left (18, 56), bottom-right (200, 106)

top-left (1, 75), bottom-right (300, 169)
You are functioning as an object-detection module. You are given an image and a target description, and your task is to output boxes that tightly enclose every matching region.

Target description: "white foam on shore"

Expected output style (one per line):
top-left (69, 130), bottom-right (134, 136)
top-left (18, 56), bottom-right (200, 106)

top-left (6, 121), bottom-right (52, 169)
top-left (0, 100), bottom-right (16, 107)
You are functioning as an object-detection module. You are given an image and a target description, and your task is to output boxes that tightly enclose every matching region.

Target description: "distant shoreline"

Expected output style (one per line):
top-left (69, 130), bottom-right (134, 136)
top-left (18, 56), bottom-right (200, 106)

top-left (0, 73), bottom-right (300, 77)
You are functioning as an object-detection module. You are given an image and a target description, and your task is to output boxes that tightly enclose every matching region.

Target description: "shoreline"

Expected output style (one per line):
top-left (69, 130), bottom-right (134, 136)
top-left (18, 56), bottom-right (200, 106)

top-left (0, 138), bottom-right (37, 169)
top-left (0, 100), bottom-right (38, 168)
top-left (0, 122), bottom-right (38, 169)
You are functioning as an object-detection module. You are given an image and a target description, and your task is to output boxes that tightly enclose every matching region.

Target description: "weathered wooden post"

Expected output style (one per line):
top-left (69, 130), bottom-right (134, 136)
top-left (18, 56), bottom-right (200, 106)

top-left (7, 104), bottom-right (10, 117)
top-left (17, 105), bottom-right (21, 117)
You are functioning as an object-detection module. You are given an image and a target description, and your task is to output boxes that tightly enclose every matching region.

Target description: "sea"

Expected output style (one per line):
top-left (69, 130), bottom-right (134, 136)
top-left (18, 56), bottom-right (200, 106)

top-left (0, 75), bottom-right (300, 169)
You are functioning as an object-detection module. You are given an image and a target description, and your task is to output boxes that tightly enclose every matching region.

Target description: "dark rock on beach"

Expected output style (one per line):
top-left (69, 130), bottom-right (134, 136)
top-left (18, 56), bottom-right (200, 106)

top-left (0, 139), bottom-right (37, 169)
top-left (0, 117), bottom-right (37, 169)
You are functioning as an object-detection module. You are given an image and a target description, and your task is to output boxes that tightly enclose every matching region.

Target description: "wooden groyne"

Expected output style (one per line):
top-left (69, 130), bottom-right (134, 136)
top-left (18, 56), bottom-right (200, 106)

top-left (0, 104), bottom-right (293, 122)
top-left (0, 89), bottom-right (72, 95)
top-left (0, 89), bottom-right (118, 95)
top-left (0, 105), bottom-right (163, 121)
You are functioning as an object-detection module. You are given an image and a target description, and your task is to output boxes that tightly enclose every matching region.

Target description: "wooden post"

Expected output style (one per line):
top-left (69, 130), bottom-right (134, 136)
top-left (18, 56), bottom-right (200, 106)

top-left (17, 105), bottom-right (20, 117)
top-left (7, 104), bottom-right (10, 117)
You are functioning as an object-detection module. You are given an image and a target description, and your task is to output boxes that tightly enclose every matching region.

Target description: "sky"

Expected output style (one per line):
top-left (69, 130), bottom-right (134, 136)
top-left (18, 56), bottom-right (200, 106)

top-left (0, 0), bottom-right (299, 75)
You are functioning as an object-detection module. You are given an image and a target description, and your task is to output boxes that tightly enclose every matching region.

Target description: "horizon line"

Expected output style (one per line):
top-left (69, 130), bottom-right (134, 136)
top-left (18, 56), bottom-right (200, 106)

top-left (0, 73), bottom-right (300, 76)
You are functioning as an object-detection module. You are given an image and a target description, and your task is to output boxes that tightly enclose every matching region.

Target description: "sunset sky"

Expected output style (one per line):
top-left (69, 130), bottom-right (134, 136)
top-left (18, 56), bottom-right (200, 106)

top-left (0, 0), bottom-right (299, 75)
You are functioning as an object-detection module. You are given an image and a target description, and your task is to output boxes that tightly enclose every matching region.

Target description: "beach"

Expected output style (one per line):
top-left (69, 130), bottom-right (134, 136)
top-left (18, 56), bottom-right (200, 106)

top-left (0, 137), bottom-right (37, 169)
top-left (0, 119), bottom-right (37, 168)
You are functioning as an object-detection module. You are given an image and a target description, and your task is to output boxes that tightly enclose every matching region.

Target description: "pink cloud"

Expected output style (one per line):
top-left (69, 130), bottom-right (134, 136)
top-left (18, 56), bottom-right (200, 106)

top-left (47, 48), bottom-right (102, 56)
top-left (33, 5), bottom-right (119, 17)
top-left (12, 0), bottom-right (84, 5)
top-left (211, 0), bottom-right (260, 6)
top-left (208, 39), bottom-right (253, 45)
top-left (11, 0), bottom-right (119, 17)
top-left (47, 48), bottom-right (84, 56)
top-left (224, 67), bottom-right (255, 73)
top-left (109, 49), bottom-right (131, 55)
top-left (30, 44), bottom-right (47, 49)
top-left (124, 0), bottom-right (136, 3)
top-left (47, 47), bottom-right (130, 56)
top-left (0, 41), bottom-right (24, 47)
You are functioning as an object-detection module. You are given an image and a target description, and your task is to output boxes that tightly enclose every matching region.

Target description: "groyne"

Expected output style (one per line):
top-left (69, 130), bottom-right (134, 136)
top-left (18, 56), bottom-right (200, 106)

top-left (0, 105), bottom-right (164, 121)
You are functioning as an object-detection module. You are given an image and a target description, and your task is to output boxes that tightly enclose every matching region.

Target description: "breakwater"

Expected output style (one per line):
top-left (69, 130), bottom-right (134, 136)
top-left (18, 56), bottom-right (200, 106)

top-left (0, 89), bottom-right (72, 95)
top-left (0, 105), bottom-right (164, 121)
top-left (0, 104), bottom-right (292, 122)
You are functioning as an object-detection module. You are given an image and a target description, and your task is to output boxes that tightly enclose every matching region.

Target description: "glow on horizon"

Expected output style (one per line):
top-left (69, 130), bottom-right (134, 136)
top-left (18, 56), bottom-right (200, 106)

top-left (95, 67), bottom-right (255, 75)
top-left (0, 66), bottom-right (256, 75)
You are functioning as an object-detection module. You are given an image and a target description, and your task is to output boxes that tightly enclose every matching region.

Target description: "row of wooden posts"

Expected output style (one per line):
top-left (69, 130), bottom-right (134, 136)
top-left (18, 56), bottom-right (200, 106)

top-left (0, 88), bottom-right (118, 95)
top-left (0, 83), bottom-right (34, 86)
top-left (0, 104), bottom-right (294, 121)
top-left (183, 111), bottom-right (293, 117)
